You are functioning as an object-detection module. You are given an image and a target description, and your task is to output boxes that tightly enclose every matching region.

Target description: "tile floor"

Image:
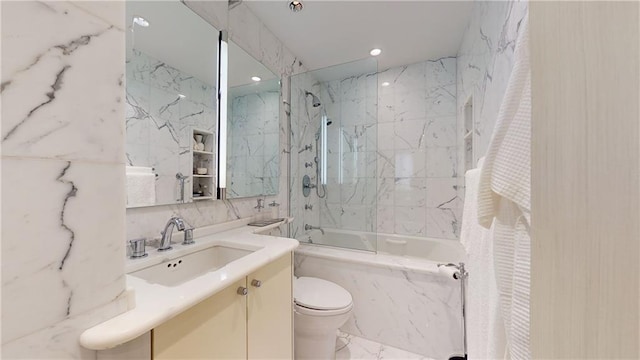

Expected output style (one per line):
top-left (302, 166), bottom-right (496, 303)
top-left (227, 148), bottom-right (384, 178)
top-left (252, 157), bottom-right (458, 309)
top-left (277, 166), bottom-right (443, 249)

top-left (335, 331), bottom-right (433, 360)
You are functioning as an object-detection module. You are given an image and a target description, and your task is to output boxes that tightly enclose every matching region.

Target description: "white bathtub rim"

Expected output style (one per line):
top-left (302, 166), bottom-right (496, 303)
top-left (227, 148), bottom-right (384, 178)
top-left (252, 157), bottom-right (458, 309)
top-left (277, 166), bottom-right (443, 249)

top-left (295, 243), bottom-right (465, 277)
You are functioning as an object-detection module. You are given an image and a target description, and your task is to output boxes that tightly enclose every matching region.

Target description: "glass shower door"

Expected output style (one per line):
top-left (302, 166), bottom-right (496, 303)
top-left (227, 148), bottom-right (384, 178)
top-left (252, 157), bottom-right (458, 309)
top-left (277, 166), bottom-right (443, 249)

top-left (290, 58), bottom-right (378, 252)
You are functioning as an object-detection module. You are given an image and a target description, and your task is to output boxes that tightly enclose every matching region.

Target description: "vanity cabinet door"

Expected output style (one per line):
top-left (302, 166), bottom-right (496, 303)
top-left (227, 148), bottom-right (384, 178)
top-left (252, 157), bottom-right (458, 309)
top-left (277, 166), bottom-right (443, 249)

top-left (152, 278), bottom-right (247, 359)
top-left (247, 253), bottom-right (293, 359)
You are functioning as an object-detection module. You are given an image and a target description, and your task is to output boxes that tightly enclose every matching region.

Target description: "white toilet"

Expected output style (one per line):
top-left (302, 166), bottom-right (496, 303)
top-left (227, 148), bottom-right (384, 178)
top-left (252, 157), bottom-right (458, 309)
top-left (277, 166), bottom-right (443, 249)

top-left (294, 277), bottom-right (353, 360)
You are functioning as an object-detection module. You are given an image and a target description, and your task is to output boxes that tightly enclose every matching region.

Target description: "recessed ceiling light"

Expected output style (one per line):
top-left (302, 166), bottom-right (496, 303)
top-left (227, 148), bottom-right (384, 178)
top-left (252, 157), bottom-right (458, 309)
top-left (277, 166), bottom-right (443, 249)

top-left (370, 48), bottom-right (382, 56)
top-left (381, 82), bottom-right (390, 87)
top-left (132, 16), bottom-right (149, 27)
top-left (289, 1), bottom-right (303, 12)
top-left (251, 76), bottom-right (262, 82)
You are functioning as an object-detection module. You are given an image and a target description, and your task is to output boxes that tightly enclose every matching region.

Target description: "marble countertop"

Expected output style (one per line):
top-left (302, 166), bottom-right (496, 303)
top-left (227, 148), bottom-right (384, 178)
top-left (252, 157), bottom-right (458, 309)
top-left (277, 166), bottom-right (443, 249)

top-left (80, 217), bottom-right (297, 351)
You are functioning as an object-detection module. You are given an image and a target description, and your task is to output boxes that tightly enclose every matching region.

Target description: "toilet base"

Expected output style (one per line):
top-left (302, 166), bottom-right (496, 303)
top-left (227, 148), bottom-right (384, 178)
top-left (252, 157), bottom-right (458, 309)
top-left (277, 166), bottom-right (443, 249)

top-left (295, 328), bottom-right (338, 360)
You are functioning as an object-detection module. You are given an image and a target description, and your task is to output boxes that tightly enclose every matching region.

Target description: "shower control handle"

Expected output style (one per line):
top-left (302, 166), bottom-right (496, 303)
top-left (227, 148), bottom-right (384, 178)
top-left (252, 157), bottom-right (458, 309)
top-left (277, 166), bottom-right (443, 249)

top-left (305, 162), bottom-right (313, 168)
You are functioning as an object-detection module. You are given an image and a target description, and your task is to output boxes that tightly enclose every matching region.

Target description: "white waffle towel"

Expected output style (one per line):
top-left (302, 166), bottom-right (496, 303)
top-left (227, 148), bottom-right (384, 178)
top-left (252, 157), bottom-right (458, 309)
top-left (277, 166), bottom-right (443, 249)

top-left (126, 166), bottom-right (156, 207)
top-left (477, 16), bottom-right (531, 360)
top-left (460, 163), bottom-right (506, 360)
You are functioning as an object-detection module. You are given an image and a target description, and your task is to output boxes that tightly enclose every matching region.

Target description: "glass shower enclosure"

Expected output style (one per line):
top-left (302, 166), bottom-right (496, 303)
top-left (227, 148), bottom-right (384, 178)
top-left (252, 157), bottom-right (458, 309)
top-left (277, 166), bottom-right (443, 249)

top-left (289, 58), bottom-right (378, 252)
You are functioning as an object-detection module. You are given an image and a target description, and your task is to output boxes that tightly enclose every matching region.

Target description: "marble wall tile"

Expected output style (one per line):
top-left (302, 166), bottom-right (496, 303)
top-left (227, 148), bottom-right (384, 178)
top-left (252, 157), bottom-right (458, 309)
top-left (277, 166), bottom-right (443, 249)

top-left (2, 158), bottom-right (127, 342)
top-left (425, 178), bottom-right (460, 208)
top-left (1, 1), bottom-right (127, 357)
top-left (425, 116), bottom-right (457, 148)
top-left (228, 90), bottom-right (279, 198)
top-left (426, 146), bottom-right (457, 178)
top-left (377, 92), bottom-right (396, 123)
top-left (292, 55), bottom-right (459, 242)
top-left (394, 177), bottom-right (427, 207)
top-left (394, 119), bottom-right (427, 150)
top-left (425, 207), bottom-right (460, 240)
top-left (295, 252), bottom-right (463, 359)
top-left (376, 177), bottom-right (395, 207)
top-left (395, 91), bottom-right (427, 121)
top-left (2, 1), bottom-right (125, 163)
top-left (2, 296), bottom-right (129, 360)
top-left (376, 206), bottom-right (395, 234)
top-left (456, 1), bottom-right (528, 173)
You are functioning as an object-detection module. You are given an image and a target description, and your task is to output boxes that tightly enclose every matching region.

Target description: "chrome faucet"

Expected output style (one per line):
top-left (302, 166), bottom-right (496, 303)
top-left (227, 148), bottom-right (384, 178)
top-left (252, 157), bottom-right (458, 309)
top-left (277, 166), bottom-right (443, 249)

top-left (158, 217), bottom-right (185, 251)
top-left (255, 198), bottom-right (264, 212)
top-left (304, 224), bottom-right (324, 235)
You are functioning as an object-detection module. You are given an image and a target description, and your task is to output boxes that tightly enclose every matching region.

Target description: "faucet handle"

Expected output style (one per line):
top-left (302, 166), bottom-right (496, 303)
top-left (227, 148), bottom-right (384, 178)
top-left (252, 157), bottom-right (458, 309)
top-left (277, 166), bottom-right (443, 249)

top-left (255, 198), bottom-right (265, 211)
top-left (183, 228), bottom-right (195, 245)
top-left (173, 217), bottom-right (186, 231)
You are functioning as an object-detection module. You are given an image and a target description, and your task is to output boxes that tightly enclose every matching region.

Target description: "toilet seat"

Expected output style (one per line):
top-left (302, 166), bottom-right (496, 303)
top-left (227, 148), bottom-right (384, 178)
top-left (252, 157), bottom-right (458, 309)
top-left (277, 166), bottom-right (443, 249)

top-left (294, 301), bottom-right (353, 316)
top-left (294, 277), bottom-right (353, 312)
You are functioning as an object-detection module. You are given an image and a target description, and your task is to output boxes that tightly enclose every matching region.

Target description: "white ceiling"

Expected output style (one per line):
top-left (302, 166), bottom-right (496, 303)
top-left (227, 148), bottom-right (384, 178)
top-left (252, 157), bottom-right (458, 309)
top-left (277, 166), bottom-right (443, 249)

top-left (245, 0), bottom-right (474, 71)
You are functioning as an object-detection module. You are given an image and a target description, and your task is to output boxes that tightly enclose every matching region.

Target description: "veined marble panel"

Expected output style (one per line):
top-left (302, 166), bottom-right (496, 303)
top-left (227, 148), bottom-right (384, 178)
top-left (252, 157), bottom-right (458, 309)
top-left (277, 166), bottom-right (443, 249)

top-left (228, 90), bottom-right (280, 198)
top-left (1, 2), bottom-right (127, 357)
top-left (456, 1), bottom-right (528, 169)
top-left (1, 1), bottom-right (125, 164)
top-left (2, 296), bottom-right (129, 360)
top-left (2, 158), bottom-right (127, 343)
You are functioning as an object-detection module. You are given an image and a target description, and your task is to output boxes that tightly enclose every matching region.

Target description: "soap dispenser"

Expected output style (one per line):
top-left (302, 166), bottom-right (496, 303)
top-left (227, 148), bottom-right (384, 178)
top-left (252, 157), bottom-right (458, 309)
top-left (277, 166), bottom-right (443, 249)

top-left (268, 200), bottom-right (280, 218)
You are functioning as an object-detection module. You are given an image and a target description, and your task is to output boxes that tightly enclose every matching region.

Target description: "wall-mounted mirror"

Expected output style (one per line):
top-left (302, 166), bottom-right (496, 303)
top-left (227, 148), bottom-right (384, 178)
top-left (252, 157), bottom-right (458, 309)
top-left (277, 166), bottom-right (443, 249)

top-left (225, 41), bottom-right (281, 199)
top-left (125, 1), bottom-right (219, 208)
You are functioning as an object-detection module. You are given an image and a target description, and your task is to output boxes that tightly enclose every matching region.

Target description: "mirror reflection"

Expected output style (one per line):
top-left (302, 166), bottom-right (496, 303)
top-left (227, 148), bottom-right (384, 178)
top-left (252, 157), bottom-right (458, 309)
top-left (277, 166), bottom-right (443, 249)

top-left (125, 1), bottom-right (219, 207)
top-left (226, 42), bottom-right (280, 199)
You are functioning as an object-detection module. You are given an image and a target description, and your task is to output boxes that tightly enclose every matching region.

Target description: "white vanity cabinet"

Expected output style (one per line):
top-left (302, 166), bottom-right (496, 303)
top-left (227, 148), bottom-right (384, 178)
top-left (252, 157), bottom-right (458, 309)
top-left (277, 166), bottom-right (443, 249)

top-left (152, 252), bottom-right (293, 359)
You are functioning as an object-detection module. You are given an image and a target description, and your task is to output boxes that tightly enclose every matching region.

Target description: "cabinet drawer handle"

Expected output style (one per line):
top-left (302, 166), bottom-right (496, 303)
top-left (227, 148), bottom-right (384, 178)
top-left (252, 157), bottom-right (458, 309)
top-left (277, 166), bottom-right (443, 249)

top-left (237, 287), bottom-right (248, 296)
top-left (251, 279), bottom-right (262, 288)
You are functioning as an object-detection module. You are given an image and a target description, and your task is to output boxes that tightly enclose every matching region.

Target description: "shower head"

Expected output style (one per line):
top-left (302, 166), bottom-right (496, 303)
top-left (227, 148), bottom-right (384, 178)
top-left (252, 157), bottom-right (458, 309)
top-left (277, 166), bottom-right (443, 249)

top-left (305, 91), bottom-right (321, 107)
top-left (326, 119), bottom-right (333, 126)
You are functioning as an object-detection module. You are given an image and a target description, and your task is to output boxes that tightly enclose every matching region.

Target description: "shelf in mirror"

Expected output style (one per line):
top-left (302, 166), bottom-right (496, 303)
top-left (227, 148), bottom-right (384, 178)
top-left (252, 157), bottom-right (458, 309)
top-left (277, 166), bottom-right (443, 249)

top-left (192, 128), bottom-right (215, 201)
top-left (193, 196), bottom-right (214, 201)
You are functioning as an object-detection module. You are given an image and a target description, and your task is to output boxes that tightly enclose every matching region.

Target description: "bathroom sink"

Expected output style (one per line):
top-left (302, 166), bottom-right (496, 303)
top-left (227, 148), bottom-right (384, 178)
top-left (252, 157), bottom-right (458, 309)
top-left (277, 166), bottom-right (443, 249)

top-left (130, 245), bottom-right (256, 287)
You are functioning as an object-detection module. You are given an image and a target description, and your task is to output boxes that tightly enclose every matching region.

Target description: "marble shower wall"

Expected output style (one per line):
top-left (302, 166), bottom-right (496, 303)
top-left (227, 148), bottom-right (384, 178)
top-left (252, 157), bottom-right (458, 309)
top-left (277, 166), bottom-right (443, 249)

top-left (376, 58), bottom-right (460, 240)
top-left (456, 1), bottom-right (528, 172)
top-left (126, 49), bottom-right (217, 205)
top-left (289, 71), bottom-right (322, 240)
top-left (291, 58), bottom-right (461, 241)
top-left (1, 1), bottom-right (129, 358)
top-left (319, 71), bottom-right (379, 236)
top-left (228, 88), bottom-right (280, 198)
top-left (127, 1), bottom-right (305, 241)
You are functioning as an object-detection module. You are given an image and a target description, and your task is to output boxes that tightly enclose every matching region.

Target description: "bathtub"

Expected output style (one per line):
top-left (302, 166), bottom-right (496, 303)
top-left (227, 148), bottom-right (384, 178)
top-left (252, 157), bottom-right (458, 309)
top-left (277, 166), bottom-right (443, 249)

top-left (295, 229), bottom-right (466, 359)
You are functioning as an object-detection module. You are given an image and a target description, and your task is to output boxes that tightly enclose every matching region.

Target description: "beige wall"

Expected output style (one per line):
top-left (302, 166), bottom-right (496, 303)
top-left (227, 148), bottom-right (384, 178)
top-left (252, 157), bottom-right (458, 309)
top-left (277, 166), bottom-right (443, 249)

top-left (531, 2), bottom-right (639, 358)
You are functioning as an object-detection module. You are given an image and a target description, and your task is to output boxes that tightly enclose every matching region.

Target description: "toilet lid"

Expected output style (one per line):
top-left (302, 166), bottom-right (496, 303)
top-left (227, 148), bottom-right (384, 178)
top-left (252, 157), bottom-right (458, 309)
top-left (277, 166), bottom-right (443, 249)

top-left (294, 277), bottom-right (352, 310)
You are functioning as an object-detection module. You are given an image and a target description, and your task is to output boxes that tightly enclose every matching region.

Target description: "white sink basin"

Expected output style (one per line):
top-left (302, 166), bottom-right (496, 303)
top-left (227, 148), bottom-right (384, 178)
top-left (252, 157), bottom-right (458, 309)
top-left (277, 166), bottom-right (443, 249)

top-left (130, 245), bottom-right (257, 287)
